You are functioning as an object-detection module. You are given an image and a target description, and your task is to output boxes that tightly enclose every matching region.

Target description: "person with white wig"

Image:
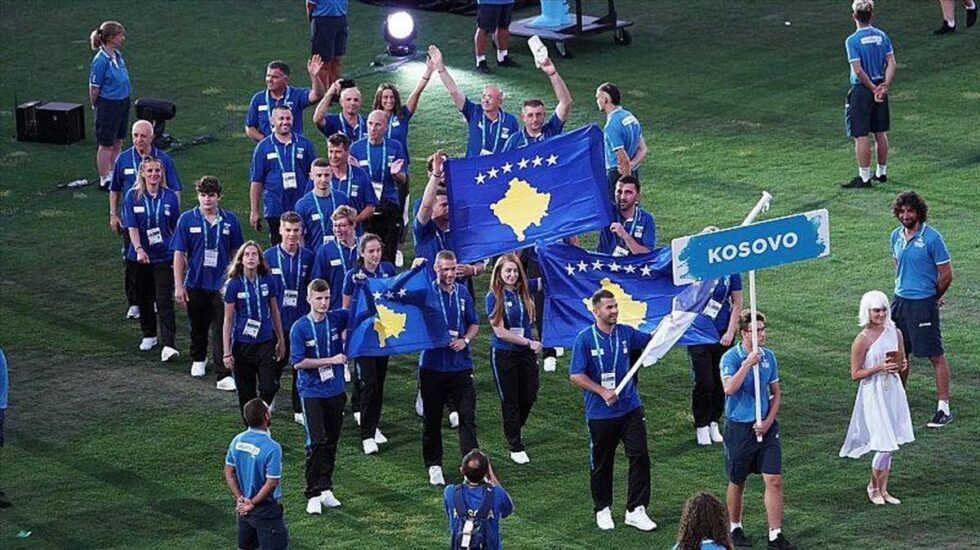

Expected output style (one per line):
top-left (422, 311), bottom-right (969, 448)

top-left (839, 290), bottom-right (914, 505)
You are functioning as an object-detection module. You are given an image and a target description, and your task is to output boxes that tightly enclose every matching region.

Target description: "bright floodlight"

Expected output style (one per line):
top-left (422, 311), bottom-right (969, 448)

top-left (384, 11), bottom-right (417, 57)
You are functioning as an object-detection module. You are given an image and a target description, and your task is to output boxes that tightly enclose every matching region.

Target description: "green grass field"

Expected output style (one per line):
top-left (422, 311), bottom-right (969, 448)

top-left (1, 1), bottom-right (978, 548)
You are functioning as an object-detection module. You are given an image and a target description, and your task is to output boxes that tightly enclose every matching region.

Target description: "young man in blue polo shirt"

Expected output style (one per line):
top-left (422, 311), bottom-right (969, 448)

top-left (307, 0), bottom-right (348, 86)
top-left (290, 279), bottom-right (349, 514)
top-left (444, 450), bottom-right (514, 550)
top-left (324, 133), bottom-right (377, 227)
top-left (294, 158), bottom-right (350, 251)
top-left (596, 82), bottom-right (647, 197)
top-left (841, 0), bottom-right (896, 189)
top-left (596, 176), bottom-right (656, 257)
top-left (720, 311), bottom-right (796, 550)
top-left (569, 289), bottom-right (657, 533)
top-left (245, 57), bottom-right (325, 142)
top-left (224, 397), bottom-right (289, 550)
top-left (889, 191), bottom-right (954, 427)
top-left (311, 205), bottom-right (359, 311)
top-left (173, 176), bottom-right (245, 389)
top-left (502, 57), bottom-right (572, 152)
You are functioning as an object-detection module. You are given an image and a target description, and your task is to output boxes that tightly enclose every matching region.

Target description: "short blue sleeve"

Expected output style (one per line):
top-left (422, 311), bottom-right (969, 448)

top-left (626, 326), bottom-right (651, 351)
top-left (883, 34), bottom-right (894, 56)
top-left (342, 270), bottom-right (355, 297)
top-left (845, 36), bottom-right (860, 62)
top-left (569, 332), bottom-right (589, 375)
top-left (484, 292), bottom-right (496, 318)
top-left (250, 142), bottom-right (268, 183)
top-left (931, 232), bottom-right (951, 265)
top-left (495, 486), bottom-right (514, 518)
top-left (290, 321), bottom-right (308, 365)
top-left (768, 351), bottom-right (780, 384)
top-left (229, 216), bottom-right (245, 251)
top-left (461, 98), bottom-right (481, 121)
top-left (223, 279), bottom-right (239, 304)
top-left (89, 55), bottom-right (108, 88)
top-left (172, 213), bottom-right (190, 252)
top-left (225, 439), bottom-right (236, 466)
top-left (121, 191), bottom-right (138, 229)
top-left (110, 158), bottom-right (127, 192)
top-left (462, 288), bottom-right (478, 327)
top-left (265, 442), bottom-right (283, 478)
top-left (720, 349), bottom-right (740, 378)
top-left (246, 93), bottom-right (261, 129)
top-left (163, 155), bottom-right (183, 192)
top-left (730, 273), bottom-right (743, 292)
top-left (606, 116), bottom-right (625, 151)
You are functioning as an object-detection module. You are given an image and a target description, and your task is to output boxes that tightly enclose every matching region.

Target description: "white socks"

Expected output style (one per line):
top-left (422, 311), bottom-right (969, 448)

top-left (497, 49), bottom-right (509, 62)
top-left (947, 19), bottom-right (956, 26)
top-left (476, 54), bottom-right (486, 64)
top-left (938, 399), bottom-right (950, 414)
top-left (966, 0), bottom-right (976, 9)
top-left (858, 166), bottom-right (872, 182)
top-left (769, 528), bottom-right (782, 542)
top-left (100, 174), bottom-right (112, 187)
top-left (730, 521), bottom-right (743, 532)
top-left (876, 164), bottom-right (887, 177)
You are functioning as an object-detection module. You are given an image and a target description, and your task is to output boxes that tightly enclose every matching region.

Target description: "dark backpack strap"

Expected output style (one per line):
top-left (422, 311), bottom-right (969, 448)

top-left (474, 485), bottom-right (494, 519)
top-left (453, 485), bottom-right (468, 519)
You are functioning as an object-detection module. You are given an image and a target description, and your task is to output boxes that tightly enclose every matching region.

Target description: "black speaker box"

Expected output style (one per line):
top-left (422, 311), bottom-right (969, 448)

top-left (16, 101), bottom-right (85, 144)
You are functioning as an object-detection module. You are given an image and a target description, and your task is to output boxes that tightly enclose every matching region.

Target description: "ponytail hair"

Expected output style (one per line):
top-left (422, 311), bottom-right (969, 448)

top-left (91, 21), bottom-right (125, 50)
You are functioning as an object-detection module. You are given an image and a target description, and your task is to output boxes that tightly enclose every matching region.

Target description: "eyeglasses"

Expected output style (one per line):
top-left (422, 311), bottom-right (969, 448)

top-left (870, 308), bottom-right (887, 313)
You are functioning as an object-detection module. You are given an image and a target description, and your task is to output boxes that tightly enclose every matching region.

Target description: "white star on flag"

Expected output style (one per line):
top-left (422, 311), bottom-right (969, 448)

top-left (501, 162), bottom-right (513, 174)
top-left (546, 154), bottom-right (559, 166)
top-left (591, 259), bottom-right (604, 271)
top-left (532, 155), bottom-right (544, 167)
top-left (385, 291), bottom-right (395, 299)
top-left (397, 288), bottom-right (407, 298)
top-left (623, 264), bottom-right (636, 274)
top-left (565, 263), bottom-right (576, 276)
top-left (608, 261), bottom-right (621, 272)
top-left (640, 265), bottom-right (652, 277)
top-left (577, 260), bottom-right (588, 272)
top-left (475, 173), bottom-right (486, 185)
top-left (517, 158), bottom-right (529, 170)
top-left (373, 291), bottom-right (383, 300)
top-left (487, 167), bottom-right (499, 179)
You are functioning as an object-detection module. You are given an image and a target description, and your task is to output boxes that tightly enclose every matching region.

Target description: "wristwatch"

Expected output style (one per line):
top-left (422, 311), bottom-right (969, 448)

top-left (463, 337), bottom-right (471, 346)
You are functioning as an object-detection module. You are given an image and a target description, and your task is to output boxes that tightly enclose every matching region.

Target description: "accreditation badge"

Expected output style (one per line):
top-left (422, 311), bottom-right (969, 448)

top-left (318, 366), bottom-right (335, 382)
top-left (612, 246), bottom-right (630, 257)
top-left (601, 371), bottom-right (616, 390)
top-left (703, 299), bottom-right (722, 319)
top-left (282, 171), bottom-right (298, 190)
top-left (371, 181), bottom-right (383, 201)
top-left (283, 290), bottom-right (299, 307)
top-left (204, 248), bottom-right (219, 267)
top-left (146, 227), bottom-right (163, 246)
top-left (243, 319), bottom-right (262, 338)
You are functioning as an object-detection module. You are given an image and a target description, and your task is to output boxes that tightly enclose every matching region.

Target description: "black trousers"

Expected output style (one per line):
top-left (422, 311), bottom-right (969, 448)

top-left (266, 216), bottom-right (282, 246)
top-left (491, 348), bottom-right (539, 452)
top-left (420, 368), bottom-right (479, 467)
top-left (121, 231), bottom-right (138, 307)
top-left (233, 340), bottom-right (279, 420)
top-left (186, 288), bottom-right (230, 380)
top-left (302, 392), bottom-right (346, 498)
top-left (587, 407), bottom-right (650, 512)
top-left (356, 356), bottom-right (390, 440)
top-left (128, 260), bottom-right (176, 347)
top-left (687, 343), bottom-right (728, 428)
top-left (364, 201), bottom-right (402, 265)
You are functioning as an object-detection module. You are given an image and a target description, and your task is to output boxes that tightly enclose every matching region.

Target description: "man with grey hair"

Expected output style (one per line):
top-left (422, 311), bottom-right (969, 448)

top-left (314, 79), bottom-right (367, 142)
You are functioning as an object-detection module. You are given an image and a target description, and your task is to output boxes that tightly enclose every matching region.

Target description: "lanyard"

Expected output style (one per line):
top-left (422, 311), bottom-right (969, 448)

top-left (335, 238), bottom-right (357, 272)
top-left (482, 111), bottom-right (505, 152)
top-left (273, 135), bottom-right (296, 174)
top-left (241, 274), bottom-right (264, 320)
top-left (435, 282), bottom-right (462, 333)
top-left (307, 314), bottom-right (331, 359)
top-left (366, 140), bottom-right (387, 182)
top-left (276, 246), bottom-right (302, 292)
top-left (265, 86), bottom-right (290, 122)
top-left (132, 147), bottom-right (153, 174)
top-left (435, 228), bottom-right (446, 251)
top-left (591, 325), bottom-right (620, 374)
top-left (341, 114), bottom-right (364, 141)
top-left (331, 165), bottom-right (356, 198)
top-left (313, 192), bottom-right (337, 239)
top-left (619, 208), bottom-right (642, 248)
top-left (200, 208), bottom-right (223, 249)
top-left (143, 191), bottom-right (162, 228)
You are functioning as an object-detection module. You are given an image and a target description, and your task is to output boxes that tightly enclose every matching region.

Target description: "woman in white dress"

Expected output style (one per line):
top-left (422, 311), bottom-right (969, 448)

top-left (840, 290), bottom-right (914, 505)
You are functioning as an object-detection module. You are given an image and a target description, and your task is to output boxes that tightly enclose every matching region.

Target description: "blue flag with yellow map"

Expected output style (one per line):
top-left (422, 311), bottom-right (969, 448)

top-left (537, 243), bottom-right (720, 348)
top-left (347, 265), bottom-right (451, 358)
top-left (445, 125), bottom-right (615, 264)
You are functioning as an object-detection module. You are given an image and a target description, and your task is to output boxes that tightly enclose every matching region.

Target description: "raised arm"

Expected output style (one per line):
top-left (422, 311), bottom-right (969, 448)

top-left (314, 79), bottom-right (343, 127)
top-left (406, 58), bottom-right (436, 114)
top-left (307, 55), bottom-right (326, 103)
top-left (541, 58), bottom-right (572, 122)
top-left (416, 151), bottom-right (446, 225)
top-left (429, 45), bottom-right (466, 110)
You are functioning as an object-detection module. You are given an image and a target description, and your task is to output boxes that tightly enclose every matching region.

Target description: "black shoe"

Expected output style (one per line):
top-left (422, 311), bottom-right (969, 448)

top-left (0, 492), bottom-right (11, 509)
top-left (476, 60), bottom-right (490, 74)
top-left (926, 410), bottom-right (953, 428)
top-left (497, 56), bottom-right (520, 68)
top-left (933, 21), bottom-right (956, 35)
top-left (767, 534), bottom-right (797, 550)
top-left (731, 527), bottom-right (752, 547)
top-left (841, 176), bottom-right (872, 188)
top-left (967, 7), bottom-right (977, 28)
top-left (872, 173), bottom-right (887, 183)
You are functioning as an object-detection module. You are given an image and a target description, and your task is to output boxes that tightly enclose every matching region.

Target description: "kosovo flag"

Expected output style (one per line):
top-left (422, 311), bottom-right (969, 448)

top-left (537, 243), bottom-right (720, 348)
top-left (445, 125), bottom-right (615, 264)
top-left (347, 265), bottom-right (451, 358)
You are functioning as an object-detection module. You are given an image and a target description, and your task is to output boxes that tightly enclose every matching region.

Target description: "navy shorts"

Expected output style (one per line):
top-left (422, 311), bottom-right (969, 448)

top-left (237, 500), bottom-right (289, 550)
top-left (310, 15), bottom-right (348, 60)
top-left (94, 96), bottom-right (130, 146)
top-left (724, 420), bottom-right (782, 485)
top-left (477, 3), bottom-right (514, 32)
top-left (892, 296), bottom-right (944, 358)
top-left (0, 407), bottom-right (5, 447)
top-left (845, 84), bottom-right (889, 138)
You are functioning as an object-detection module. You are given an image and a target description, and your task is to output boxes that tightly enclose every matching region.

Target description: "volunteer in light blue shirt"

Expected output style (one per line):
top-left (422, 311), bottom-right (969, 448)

top-left (88, 21), bottom-right (131, 191)
top-left (502, 57), bottom-right (572, 152)
top-left (311, 205), bottom-right (359, 311)
top-left (245, 58), bottom-right (325, 141)
top-left (596, 176), bottom-right (656, 256)
top-left (294, 158), bottom-right (350, 250)
top-left (596, 82), bottom-right (647, 196)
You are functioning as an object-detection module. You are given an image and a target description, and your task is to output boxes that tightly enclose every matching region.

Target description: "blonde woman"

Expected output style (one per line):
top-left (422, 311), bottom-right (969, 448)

top-left (88, 21), bottom-right (131, 191)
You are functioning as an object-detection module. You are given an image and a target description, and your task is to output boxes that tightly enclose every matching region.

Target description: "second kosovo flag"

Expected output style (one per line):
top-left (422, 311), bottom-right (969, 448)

top-left (445, 125), bottom-right (615, 264)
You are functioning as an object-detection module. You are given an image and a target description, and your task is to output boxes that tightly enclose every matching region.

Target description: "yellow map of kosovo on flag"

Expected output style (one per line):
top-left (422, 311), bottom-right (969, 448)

top-left (581, 278), bottom-right (648, 328)
top-left (373, 304), bottom-right (407, 347)
top-left (490, 177), bottom-right (551, 240)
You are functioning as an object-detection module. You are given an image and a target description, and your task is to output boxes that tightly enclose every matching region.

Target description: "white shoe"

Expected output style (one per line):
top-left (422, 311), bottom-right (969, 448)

top-left (320, 490), bottom-right (342, 508)
top-left (306, 496), bottom-right (322, 514)
top-left (395, 250), bottom-right (405, 267)
top-left (374, 428), bottom-right (388, 445)
top-left (709, 422), bottom-right (724, 443)
top-left (363, 438), bottom-right (379, 455)
top-left (696, 426), bottom-right (711, 446)
top-left (353, 412), bottom-right (361, 426)
top-left (510, 451), bottom-right (530, 464)
top-left (624, 505), bottom-right (657, 532)
top-left (294, 413), bottom-right (306, 426)
top-left (595, 507), bottom-right (614, 530)
top-left (126, 305), bottom-right (141, 320)
top-left (428, 465), bottom-right (445, 486)
top-left (555, 347), bottom-right (565, 357)
top-left (448, 411), bottom-right (459, 429)
top-left (415, 391), bottom-right (425, 417)
top-left (139, 337), bottom-right (158, 351)
top-left (344, 363), bottom-right (352, 382)
top-left (216, 377), bottom-right (236, 391)
top-left (543, 357), bottom-right (557, 372)
top-left (161, 346), bottom-right (180, 362)
top-left (190, 361), bottom-right (206, 378)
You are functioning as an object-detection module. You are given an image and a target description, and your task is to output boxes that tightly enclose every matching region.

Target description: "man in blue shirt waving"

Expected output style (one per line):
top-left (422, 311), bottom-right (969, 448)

top-left (245, 58), bottom-right (325, 142)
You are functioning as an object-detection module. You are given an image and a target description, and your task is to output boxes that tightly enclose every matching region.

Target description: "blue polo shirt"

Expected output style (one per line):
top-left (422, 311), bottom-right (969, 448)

top-left (603, 107), bottom-right (643, 170)
top-left (89, 48), bottom-right (131, 100)
top-left (672, 541), bottom-right (727, 550)
top-left (570, 324), bottom-right (650, 420)
top-left (342, 262), bottom-right (396, 299)
top-left (225, 428), bottom-right (283, 502)
top-left (596, 207), bottom-right (657, 255)
top-left (309, 0), bottom-right (348, 17)
top-left (121, 187), bottom-right (180, 264)
top-left (501, 113), bottom-right (564, 151)
top-left (172, 208), bottom-right (245, 291)
top-left (720, 344), bottom-right (779, 423)
top-left (705, 274), bottom-right (742, 337)
top-left (845, 26), bottom-right (893, 85)
top-left (419, 283), bottom-right (478, 372)
top-left (110, 146), bottom-right (183, 193)
top-left (477, 0), bottom-right (515, 5)
top-left (485, 279), bottom-right (540, 351)
top-left (246, 86), bottom-right (314, 137)
top-left (413, 218), bottom-right (452, 266)
top-left (294, 190), bottom-right (350, 250)
top-left (311, 238), bottom-right (358, 310)
top-left (386, 106), bottom-right (414, 163)
top-left (891, 223), bottom-right (950, 300)
top-left (250, 133), bottom-right (318, 217)
top-left (443, 484), bottom-right (514, 550)
top-left (331, 163), bottom-right (378, 215)
top-left (224, 274), bottom-right (277, 345)
top-left (264, 244), bottom-right (315, 333)
top-left (290, 310), bottom-right (350, 399)
top-left (461, 99), bottom-right (519, 158)
top-left (319, 113), bottom-right (366, 143)
top-left (350, 137), bottom-right (406, 205)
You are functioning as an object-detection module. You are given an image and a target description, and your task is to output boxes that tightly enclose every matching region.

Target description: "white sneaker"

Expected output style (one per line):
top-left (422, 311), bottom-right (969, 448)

top-left (306, 496), bottom-right (322, 514)
top-left (160, 346), bottom-right (180, 362)
top-left (428, 465), bottom-right (446, 486)
top-left (294, 413), bottom-right (306, 426)
top-left (320, 490), bottom-right (342, 508)
top-left (139, 337), bottom-right (158, 351)
top-left (363, 438), bottom-right (379, 455)
top-left (543, 357), bottom-right (557, 372)
top-left (344, 363), bottom-right (352, 382)
top-left (595, 507), bottom-right (614, 530)
top-left (395, 249), bottom-right (405, 267)
top-left (555, 347), bottom-right (565, 357)
top-left (510, 451), bottom-right (530, 464)
top-left (216, 377), bottom-right (236, 391)
top-left (374, 428), bottom-right (388, 444)
top-left (415, 391), bottom-right (424, 417)
top-left (126, 305), bottom-right (141, 320)
top-left (624, 505), bottom-right (657, 532)
top-left (709, 422), bottom-right (724, 443)
top-left (696, 426), bottom-right (711, 446)
top-left (190, 361), bottom-right (207, 378)
top-left (449, 411), bottom-right (459, 429)
top-left (353, 412), bottom-right (361, 426)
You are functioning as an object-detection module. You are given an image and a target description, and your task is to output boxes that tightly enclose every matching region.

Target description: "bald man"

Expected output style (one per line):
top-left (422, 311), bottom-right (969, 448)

top-left (350, 110), bottom-right (407, 264)
top-left (430, 45), bottom-right (519, 158)
top-left (314, 79), bottom-right (366, 143)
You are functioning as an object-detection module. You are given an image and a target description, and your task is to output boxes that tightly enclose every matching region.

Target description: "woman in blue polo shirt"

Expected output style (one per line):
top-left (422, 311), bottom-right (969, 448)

top-left (88, 21), bottom-right (132, 191)
top-left (672, 492), bottom-right (732, 550)
top-left (122, 157), bottom-right (181, 361)
top-left (222, 242), bottom-right (286, 420)
top-left (485, 253), bottom-right (543, 465)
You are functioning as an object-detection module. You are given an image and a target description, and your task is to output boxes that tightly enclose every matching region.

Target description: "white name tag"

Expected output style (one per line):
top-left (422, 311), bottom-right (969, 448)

top-left (189, 226), bottom-right (202, 234)
top-left (612, 246), bottom-right (630, 257)
top-left (271, 268), bottom-right (282, 275)
top-left (509, 327), bottom-right (525, 338)
top-left (237, 292), bottom-right (248, 299)
top-left (633, 227), bottom-right (644, 238)
top-left (330, 259), bottom-right (342, 266)
top-left (359, 160), bottom-right (370, 167)
top-left (282, 172), bottom-right (298, 190)
top-left (204, 248), bottom-right (219, 267)
top-left (371, 181), bottom-right (383, 201)
top-left (123, 168), bottom-right (136, 175)
top-left (297, 149), bottom-right (305, 159)
top-left (311, 213), bottom-right (321, 221)
top-left (243, 318), bottom-right (262, 338)
top-left (133, 206), bottom-right (146, 213)
top-left (601, 371), bottom-right (616, 390)
top-left (146, 227), bottom-right (163, 246)
top-left (448, 330), bottom-right (459, 338)
top-left (318, 366), bottom-right (335, 382)
top-left (266, 152), bottom-right (278, 160)
top-left (703, 299), bottom-right (722, 319)
top-left (258, 105), bottom-right (269, 112)
top-left (283, 290), bottom-right (298, 307)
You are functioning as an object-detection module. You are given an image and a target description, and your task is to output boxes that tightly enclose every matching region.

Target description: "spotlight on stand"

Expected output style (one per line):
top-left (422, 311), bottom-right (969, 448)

top-left (384, 11), bottom-right (417, 57)
top-left (134, 97), bottom-right (177, 149)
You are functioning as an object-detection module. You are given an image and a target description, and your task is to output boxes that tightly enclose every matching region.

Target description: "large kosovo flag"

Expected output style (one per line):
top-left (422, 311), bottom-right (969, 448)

top-left (445, 125), bottom-right (615, 264)
top-left (347, 265), bottom-right (450, 358)
top-left (538, 243), bottom-right (720, 348)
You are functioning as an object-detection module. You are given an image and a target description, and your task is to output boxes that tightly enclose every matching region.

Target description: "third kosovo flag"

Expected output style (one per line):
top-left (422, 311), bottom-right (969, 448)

top-left (445, 125), bottom-right (615, 264)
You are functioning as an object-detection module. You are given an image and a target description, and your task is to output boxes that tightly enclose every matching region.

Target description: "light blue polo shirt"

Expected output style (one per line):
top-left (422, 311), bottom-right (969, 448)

top-left (121, 187), bottom-right (180, 264)
top-left (290, 310), bottom-right (350, 399)
top-left (603, 107), bottom-right (643, 170)
top-left (309, 0), bottom-right (348, 17)
top-left (294, 189), bottom-right (350, 250)
top-left (311, 237), bottom-right (358, 310)
top-left (461, 99), bottom-right (519, 158)
top-left (485, 279), bottom-right (540, 351)
top-left (225, 428), bottom-right (283, 502)
top-left (501, 113), bottom-right (564, 151)
top-left (171, 207), bottom-right (245, 291)
top-left (845, 26), bottom-right (894, 85)
top-left (569, 324), bottom-right (650, 420)
top-left (891, 223), bottom-right (950, 300)
top-left (223, 274), bottom-right (278, 345)
top-left (246, 86), bottom-right (314, 137)
top-left (250, 133), bottom-right (319, 217)
top-left (349, 137), bottom-right (407, 205)
top-left (264, 244), bottom-right (315, 333)
top-left (110, 146), bottom-right (183, 193)
top-left (720, 344), bottom-right (779, 423)
top-left (89, 48), bottom-right (131, 100)
top-left (419, 283), bottom-right (479, 372)
top-left (596, 207), bottom-right (656, 255)
top-left (331, 163), bottom-right (378, 215)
